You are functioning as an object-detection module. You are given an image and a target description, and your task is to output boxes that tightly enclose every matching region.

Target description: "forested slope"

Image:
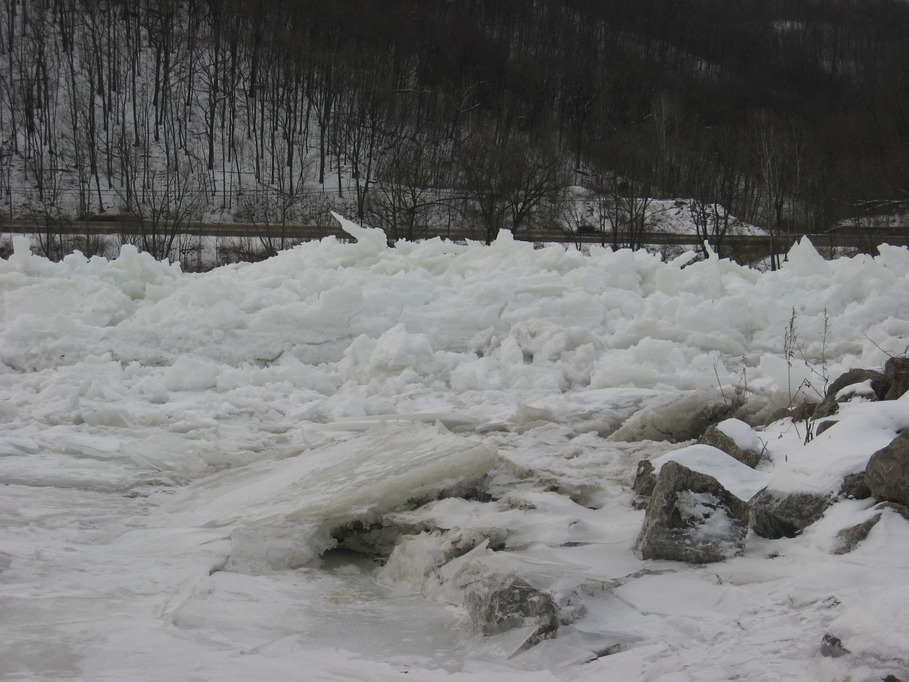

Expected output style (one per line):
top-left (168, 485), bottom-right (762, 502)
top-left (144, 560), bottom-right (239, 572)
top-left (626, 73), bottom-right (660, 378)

top-left (2, 0), bottom-right (908, 259)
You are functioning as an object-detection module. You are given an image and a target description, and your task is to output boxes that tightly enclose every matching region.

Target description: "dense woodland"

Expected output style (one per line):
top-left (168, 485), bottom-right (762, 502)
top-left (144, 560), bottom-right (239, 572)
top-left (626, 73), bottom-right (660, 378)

top-left (3, 0), bottom-right (909, 262)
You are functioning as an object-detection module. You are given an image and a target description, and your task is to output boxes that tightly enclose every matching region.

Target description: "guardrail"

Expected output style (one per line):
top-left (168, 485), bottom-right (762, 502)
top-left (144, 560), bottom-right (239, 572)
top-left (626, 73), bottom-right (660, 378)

top-left (1, 219), bottom-right (907, 249)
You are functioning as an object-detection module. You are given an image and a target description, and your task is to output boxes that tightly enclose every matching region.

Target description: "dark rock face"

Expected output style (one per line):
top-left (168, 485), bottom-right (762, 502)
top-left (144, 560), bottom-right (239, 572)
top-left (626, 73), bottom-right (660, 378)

top-left (632, 459), bottom-right (657, 498)
top-left (814, 369), bottom-right (891, 419)
top-left (820, 633), bottom-right (850, 658)
top-left (748, 488), bottom-right (830, 539)
top-left (634, 461), bottom-right (749, 564)
top-left (839, 472), bottom-right (871, 500)
top-left (884, 356), bottom-right (909, 400)
top-left (865, 431), bottom-right (909, 506)
top-left (698, 424), bottom-right (761, 468)
top-left (815, 419), bottom-right (838, 436)
top-left (463, 575), bottom-right (559, 645)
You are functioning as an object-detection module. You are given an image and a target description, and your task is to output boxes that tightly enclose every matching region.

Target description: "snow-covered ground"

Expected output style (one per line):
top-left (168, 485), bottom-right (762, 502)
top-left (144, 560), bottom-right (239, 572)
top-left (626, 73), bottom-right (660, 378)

top-left (560, 189), bottom-right (766, 240)
top-left (1, 215), bottom-right (908, 681)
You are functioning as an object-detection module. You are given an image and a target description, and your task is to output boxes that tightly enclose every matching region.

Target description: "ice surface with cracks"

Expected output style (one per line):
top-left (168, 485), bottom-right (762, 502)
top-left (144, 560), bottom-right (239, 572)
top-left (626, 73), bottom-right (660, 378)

top-left (1, 215), bottom-right (908, 680)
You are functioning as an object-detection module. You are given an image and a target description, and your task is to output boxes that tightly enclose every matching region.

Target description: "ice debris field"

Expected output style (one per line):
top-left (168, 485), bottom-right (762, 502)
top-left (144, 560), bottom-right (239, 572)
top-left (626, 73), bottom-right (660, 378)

top-left (1, 214), bottom-right (909, 681)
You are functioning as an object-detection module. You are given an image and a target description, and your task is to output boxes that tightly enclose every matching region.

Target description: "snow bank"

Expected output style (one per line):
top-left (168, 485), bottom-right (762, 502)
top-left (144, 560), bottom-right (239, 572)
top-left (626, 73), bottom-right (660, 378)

top-left (764, 396), bottom-right (909, 496)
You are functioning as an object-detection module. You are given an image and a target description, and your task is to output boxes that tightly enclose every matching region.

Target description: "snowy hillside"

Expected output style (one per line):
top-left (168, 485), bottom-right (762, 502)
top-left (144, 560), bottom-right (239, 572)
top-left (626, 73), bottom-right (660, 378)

top-left (1, 217), bottom-right (908, 680)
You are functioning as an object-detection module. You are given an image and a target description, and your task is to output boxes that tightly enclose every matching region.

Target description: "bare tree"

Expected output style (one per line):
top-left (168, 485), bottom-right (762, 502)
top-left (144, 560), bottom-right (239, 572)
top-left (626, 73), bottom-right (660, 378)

top-left (751, 111), bottom-right (805, 270)
top-left (457, 132), bottom-right (567, 244)
top-left (500, 140), bottom-right (568, 239)
top-left (23, 153), bottom-right (67, 261)
top-left (120, 157), bottom-right (208, 262)
top-left (234, 147), bottom-right (312, 258)
top-left (368, 140), bottom-right (441, 241)
top-left (687, 139), bottom-right (742, 258)
top-left (588, 166), bottom-right (654, 251)
top-left (689, 199), bottom-right (735, 258)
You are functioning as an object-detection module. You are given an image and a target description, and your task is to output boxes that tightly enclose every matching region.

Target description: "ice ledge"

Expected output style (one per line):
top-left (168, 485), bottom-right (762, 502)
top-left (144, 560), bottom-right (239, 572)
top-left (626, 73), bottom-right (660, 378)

top-left (331, 211), bottom-right (389, 252)
top-left (157, 423), bottom-right (497, 572)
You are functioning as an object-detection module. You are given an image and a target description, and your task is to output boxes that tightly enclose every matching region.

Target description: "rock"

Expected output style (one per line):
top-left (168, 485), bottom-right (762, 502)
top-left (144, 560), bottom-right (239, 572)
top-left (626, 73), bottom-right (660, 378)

top-left (829, 368), bottom-right (891, 401)
top-left (381, 532), bottom-right (566, 651)
top-left (769, 401), bottom-right (817, 423)
top-left (632, 434), bottom-right (766, 504)
top-left (632, 459), bottom-right (657, 497)
top-left (834, 515), bottom-right (882, 554)
top-left (642, 444), bottom-right (770, 501)
top-left (814, 368), bottom-right (891, 418)
top-left (884, 356), bottom-right (909, 400)
top-left (697, 421), bottom-right (762, 468)
top-left (882, 501), bottom-right (909, 520)
top-left (836, 502), bottom-right (909, 554)
top-left (814, 419), bottom-right (838, 436)
top-left (839, 472), bottom-right (871, 500)
top-left (820, 633), bottom-right (850, 658)
top-left (748, 488), bottom-right (830, 538)
top-left (791, 401), bottom-right (818, 421)
top-left (463, 575), bottom-right (559, 645)
top-left (865, 431), bottom-right (909, 506)
top-left (633, 461), bottom-right (749, 564)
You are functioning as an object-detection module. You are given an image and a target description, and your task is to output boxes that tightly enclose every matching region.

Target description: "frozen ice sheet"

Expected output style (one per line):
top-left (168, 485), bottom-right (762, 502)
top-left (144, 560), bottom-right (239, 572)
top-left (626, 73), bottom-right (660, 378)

top-left (157, 423), bottom-right (497, 570)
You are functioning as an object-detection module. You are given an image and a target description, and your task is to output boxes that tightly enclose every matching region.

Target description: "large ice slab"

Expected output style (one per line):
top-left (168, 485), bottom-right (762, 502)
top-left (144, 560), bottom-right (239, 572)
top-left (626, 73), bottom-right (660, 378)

top-left (156, 423), bottom-right (497, 571)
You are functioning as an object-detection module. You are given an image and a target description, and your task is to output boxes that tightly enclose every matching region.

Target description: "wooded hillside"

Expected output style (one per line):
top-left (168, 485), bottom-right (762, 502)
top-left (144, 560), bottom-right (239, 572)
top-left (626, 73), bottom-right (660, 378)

top-left (2, 0), bottom-right (908, 259)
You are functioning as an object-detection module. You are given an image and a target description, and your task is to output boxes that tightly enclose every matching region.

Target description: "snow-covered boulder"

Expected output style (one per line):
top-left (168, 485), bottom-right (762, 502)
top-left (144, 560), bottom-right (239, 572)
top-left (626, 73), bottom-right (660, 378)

top-left (632, 443), bottom-right (770, 501)
top-left (865, 431), bottom-right (909, 506)
top-left (814, 368), bottom-right (890, 419)
top-left (634, 461), bottom-right (749, 564)
top-left (748, 488), bottom-right (830, 539)
top-left (834, 502), bottom-right (909, 554)
top-left (752, 399), bottom-right (909, 538)
top-left (697, 418), bottom-right (764, 468)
